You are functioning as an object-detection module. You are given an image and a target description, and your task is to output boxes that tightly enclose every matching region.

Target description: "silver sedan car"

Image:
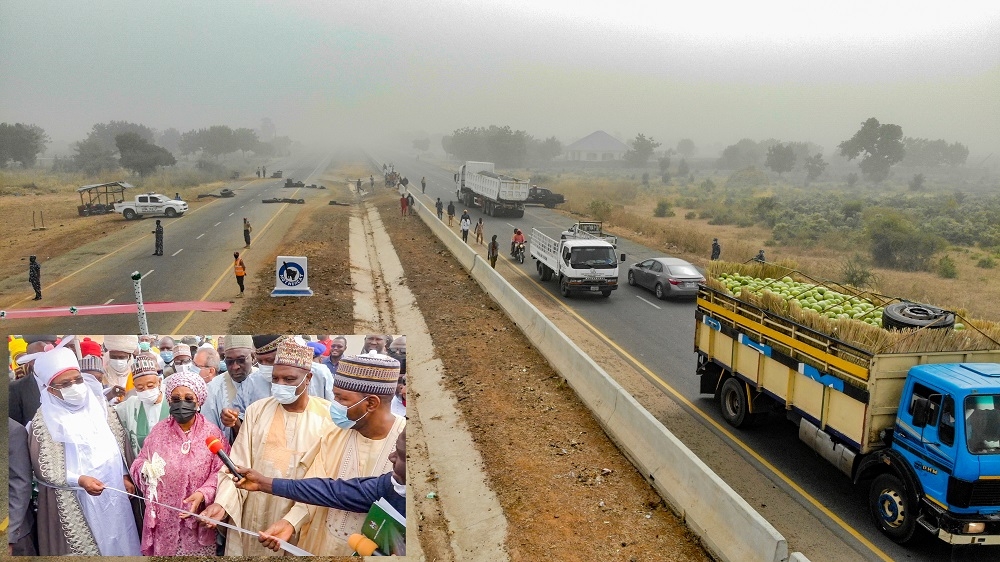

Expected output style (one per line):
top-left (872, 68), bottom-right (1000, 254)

top-left (627, 257), bottom-right (705, 299)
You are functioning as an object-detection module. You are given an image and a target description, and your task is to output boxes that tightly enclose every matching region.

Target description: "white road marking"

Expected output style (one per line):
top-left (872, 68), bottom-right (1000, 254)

top-left (172, 248), bottom-right (183, 256)
top-left (636, 295), bottom-right (662, 309)
top-left (196, 233), bottom-right (205, 239)
top-left (103, 298), bottom-right (115, 305)
top-left (145, 269), bottom-right (154, 278)
top-left (229, 213), bottom-right (234, 216)
top-left (214, 222), bottom-right (221, 227)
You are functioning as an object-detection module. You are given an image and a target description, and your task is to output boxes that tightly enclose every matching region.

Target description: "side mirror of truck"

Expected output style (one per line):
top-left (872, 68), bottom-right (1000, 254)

top-left (620, 254), bottom-right (626, 263)
top-left (912, 397), bottom-right (931, 427)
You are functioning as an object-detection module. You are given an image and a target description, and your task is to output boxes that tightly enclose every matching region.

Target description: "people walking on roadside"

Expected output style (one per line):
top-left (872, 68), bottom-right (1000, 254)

top-left (474, 218), bottom-right (484, 245)
top-left (460, 210), bottom-right (472, 243)
top-left (234, 252), bottom-right (247, 297)
top-left (262, 166), bottom-right (267, 178)
top-left (28, 255), bottom-right (41, 300)
top-left (407, 192), bottom-right (416, 216)
top-left (435, 198), bottom-right (444, 219)
top-left (447, 201), bottom-right (456, 226)
top-left (421, 176), bottom-right (426, 193)
top-left (152, 219), bottom-right (164, 255)
top-left (257, 167), bottom-right (261, 178)
top-left (400, 194), bottom-right (408, 218)
top-left (488, 235), bottom-right (500, 268)
top-left (711, 238), bottom-right (721, 261)
top-left (244, 218), bottom-right (253, 248)
top-left (369, 175), bottom-right (374, 189)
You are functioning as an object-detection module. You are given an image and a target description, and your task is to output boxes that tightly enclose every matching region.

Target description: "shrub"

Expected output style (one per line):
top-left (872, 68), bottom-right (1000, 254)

top-left (654, 200), bottom-right (674, 218)
top-left (841, 253), bottom-right (880, 289)
top-left (725, 167), bottom-right (769, 190)
top-left (937, 255), bottom-right (957, 278)
top-left (700, 178), bottom-right (716, 192)
top-left (588, 199), bottom-right (614, 221)
top-left (685, 211), bottom-right (697, 219)
top-left (661, 172), bottom-right (671, 184)
top-left (977, 256), bottom-right (996, 269)
top-left (641, 172), bottom-right (649, 185)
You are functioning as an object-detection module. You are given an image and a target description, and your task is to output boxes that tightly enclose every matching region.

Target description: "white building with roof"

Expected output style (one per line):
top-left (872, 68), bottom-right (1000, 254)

top-left (564, 131), bottom-right (629, 161)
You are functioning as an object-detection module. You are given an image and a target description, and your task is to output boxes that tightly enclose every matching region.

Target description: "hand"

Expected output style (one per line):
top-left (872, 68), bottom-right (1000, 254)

top-left (179, 491), bottom-right (205, 518)
top-left (109, 385), bottom-right (126, 400)
top-left (123, 475), bottom-right (136, 495)
top-left (233, 465), bottom-right (272, 493)
top-left (221, 408), bottom-right (242, 428)
top-left (258, 519), bottom-right (294, 552)
top-left (78, 475), bottom-right (105, 496)
top-left (197, 503), bottom-right (228, 529)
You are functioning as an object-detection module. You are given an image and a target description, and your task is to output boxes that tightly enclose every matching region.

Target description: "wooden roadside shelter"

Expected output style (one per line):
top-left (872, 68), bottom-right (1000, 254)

top-left (76, 181), bottom-right (133, 216)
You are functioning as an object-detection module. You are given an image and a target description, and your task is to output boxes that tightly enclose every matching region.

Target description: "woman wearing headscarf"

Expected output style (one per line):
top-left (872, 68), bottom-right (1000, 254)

top-left (20, 337), bottom-right (142, 556)
top-left (130, 368), bottom-right (229, 556)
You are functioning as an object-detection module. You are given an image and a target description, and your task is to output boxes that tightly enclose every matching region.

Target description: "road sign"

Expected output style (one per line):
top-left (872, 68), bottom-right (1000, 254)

top-left (271, 255), bottom-right (314, 297)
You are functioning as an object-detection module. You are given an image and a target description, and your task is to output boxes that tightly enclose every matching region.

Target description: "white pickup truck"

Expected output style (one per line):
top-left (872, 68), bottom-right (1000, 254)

top-left (530, 228), bottom-right (624, 298)
top-left (561, 221), bottom-right (617, 247)
top-left (114, 193), bottom-right (188, 220)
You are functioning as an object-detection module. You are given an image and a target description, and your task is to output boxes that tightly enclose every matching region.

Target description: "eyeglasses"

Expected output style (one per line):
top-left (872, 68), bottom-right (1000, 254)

top-left (168, 396), bottom-right (197, 404)
top-left (173, 358), bottom-right (192, 365)
top-left (223, 356), bottom-right (250, 366)
top-left (50, 377), bottom-right (85, 390)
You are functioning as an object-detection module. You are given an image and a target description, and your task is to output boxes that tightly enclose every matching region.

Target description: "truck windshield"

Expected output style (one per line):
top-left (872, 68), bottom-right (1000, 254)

top-left (569, 247), bottom-right (616, 269)
top-left (965, 394), bottom-right (1000, 454)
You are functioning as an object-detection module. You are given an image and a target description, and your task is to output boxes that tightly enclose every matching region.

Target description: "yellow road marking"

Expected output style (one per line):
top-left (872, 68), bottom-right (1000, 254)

top-left (3, 180), bottom-right (259, 309)
top-left (1, 516), bottom-right (7, 532)
top-left (500, 260), bottom-right (894, 562)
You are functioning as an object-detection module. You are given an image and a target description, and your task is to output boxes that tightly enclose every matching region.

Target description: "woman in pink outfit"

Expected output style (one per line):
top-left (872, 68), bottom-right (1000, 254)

top-left (130, 369), bottom-right (229, 556)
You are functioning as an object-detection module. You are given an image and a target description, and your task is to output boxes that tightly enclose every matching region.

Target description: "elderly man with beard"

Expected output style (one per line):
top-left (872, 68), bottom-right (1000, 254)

top-left (198, 339), bottom-right (333, 556)
top-left (254, 335), bottom-right (334, 401)
top-left (200, 335), bottom-right (270, 443)
top-left (262, 351), bottom-right (406, 555)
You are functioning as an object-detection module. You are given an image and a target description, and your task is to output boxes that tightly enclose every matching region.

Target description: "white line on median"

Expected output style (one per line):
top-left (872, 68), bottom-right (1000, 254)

top-left (172, 248), bottom-right (183, 256)
top-left (214, 222), bottom-right (221, 227)
top-left (636, 296), bottom-right (662, 309)
top-left (196, 233), bottom-right (205, 239)
top-left (103, 298), bottom-right (114, 305)
top-left (145, 269), bottom-right (154, 278)
top-left (229, 213), bottom-right (234, 216)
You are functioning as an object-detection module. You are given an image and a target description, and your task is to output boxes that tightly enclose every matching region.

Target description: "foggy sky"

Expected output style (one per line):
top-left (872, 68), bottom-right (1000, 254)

top-left (2, 0), bottom-right (998, 156)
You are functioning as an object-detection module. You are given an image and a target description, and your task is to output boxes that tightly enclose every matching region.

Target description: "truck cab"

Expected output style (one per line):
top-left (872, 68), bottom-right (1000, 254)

top-left (871, 363), bottom-right (1000, 544)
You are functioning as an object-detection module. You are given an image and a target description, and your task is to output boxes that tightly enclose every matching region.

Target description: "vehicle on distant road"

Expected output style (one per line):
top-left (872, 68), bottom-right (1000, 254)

top-left (114, 193), bottom-right (188, 220)
top-left (525, 185), bottom-right (565, 208)
top-left (454, 161), bottom-right (528, 217)
top-left (561, 221), bottom-right (617, 247)
top-left (628, 257), bottom-right (704, 299)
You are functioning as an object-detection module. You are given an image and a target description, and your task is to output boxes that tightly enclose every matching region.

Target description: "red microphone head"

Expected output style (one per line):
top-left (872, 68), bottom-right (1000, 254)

top-left (206, 436), bottom-right (223, 454)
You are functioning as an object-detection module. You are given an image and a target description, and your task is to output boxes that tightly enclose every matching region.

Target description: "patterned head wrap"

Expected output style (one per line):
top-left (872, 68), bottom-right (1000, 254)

top-left (252, 334), bottom-right (285, 355)
top-left (165, 370), bottom-right (208, 405)
top-left (133, 353), bottom-right (160, 379)
top-left (173, 344), bottom-right (191, 359)
top-left (274, 339), bottom-right (313, 371)
top-left (335, 351), bottom-right (400, 396)
top-left (226, 334), bottom-right (254, 350)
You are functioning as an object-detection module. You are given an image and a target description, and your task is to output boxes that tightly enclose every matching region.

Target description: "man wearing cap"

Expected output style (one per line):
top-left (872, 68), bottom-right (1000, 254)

top-left (199, 339), bottom-right (334, 556)
top-left (200, 335), bottom-right (271, 444)
top-left (254, 335), bottom-right (334, 402)
top-left (115, 353), bottom-right (169, 457)
top-left (269, 351), bottom-right (406, 555)
top-left (20, 337), bottom-right (142, 555)
top-left (104, 334), bottom-right (139, 402)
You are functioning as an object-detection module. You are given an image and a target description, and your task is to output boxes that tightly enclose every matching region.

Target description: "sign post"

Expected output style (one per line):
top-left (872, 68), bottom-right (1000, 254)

top-left (271, 256), bottom-right (314, 297)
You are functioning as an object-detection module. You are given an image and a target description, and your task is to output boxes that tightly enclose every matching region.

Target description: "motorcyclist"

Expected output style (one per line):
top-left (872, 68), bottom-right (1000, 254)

top-left (511, 228), bottom-right (526, 257)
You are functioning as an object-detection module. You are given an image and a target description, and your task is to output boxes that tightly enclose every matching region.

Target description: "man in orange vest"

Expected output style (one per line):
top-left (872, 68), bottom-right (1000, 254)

top-left (234, 251), bottom-right (247, 298)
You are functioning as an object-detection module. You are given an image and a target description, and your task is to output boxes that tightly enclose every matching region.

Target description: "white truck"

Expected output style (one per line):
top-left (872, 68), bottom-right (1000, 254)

top-left (114, 193), bottom-right (188, 220)
top-left (454, 161), bottom-right (529, 217)
top-left (562, 221), bottom-right (617, 247)
top-left (530, 228), bottom-right (624, 298)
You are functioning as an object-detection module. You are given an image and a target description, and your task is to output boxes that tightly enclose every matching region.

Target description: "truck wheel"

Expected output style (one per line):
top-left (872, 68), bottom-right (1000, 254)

top-left (164, 208), bottom-right (177, 218)
top-left (719, 377), bottom-right (752, 428)
top-left (541, 266), bottom-right (552, 282)
top-left (560, 277), bottom-right (571, 298)
top-left (601, 290), bottom-right (612, 298)
top-left (514, 210), bottom-right (524, 218)
top-left (869, 473), bottom-right (918, 544)
top-left (882, 302), bottom-right (955, 331)
top-left (544, 202), bottom-right (555, 208)
top-left (123, 209), bottom-right (136, 220)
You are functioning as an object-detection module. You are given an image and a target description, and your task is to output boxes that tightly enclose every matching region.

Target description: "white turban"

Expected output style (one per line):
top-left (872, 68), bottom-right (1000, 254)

top-left (104, 334), bottom-right (139, 354)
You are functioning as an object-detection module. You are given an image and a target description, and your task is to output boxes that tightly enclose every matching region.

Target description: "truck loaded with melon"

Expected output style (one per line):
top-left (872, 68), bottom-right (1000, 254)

top-left (454, 161), bottom-right (528, 217)
top-left (695, 261), bottom-right (1000, 545)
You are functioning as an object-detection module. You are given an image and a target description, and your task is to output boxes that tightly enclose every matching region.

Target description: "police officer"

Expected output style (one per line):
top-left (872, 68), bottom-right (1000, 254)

top-left (28, 255), bottom-right (41, 300)
top-left (152, 219), bottom-right (164, 256)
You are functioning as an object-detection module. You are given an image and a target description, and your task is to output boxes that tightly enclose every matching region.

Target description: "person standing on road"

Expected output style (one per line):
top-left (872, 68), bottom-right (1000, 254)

top-left (256, 167), bottom-right (260, 178)
top-left (262, 166), bottom-right (266, 178)
top-left (421, 176), bottom-right (426, 193)
top-left (435, 198), bottom-right (444, 220)
top-left (711, 238), bottom-right (721, 261)
top-left (234, 252), bottom-right (247, 298)
top-left (152, 219), bottom-right (164, 256)
top-left (400, 194), bottom-right (408, 218)
top-left (488, 235), bottom-right (500, 268)
top-left (243, 218), bottom-right (253, 248)
top-left (369, 175), bottom-right (374, 189)
top-left (28, 255), bottom-right (41, 300)
top-left (474, 217), bottom-right (484, 245)
top-left (356, 179), bottom-right (362, 194)
top-left (460, 210), bottom-right (472, 243)
top-left (407, 192), bottom-right (415, 216)
top-left (447, 200), bottom-right (456, 226)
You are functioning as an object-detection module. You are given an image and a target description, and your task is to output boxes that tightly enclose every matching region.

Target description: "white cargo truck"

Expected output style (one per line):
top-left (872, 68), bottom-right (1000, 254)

top-left (114, 193), bottom-right (188, 220)
top-left (454, 161), bottom-right (529, 217)
top-left (530, 227), bottom-right (624, 298)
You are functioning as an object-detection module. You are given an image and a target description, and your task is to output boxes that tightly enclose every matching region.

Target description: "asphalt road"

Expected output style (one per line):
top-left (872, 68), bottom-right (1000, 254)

top-left (1, 155), bottom-right (332, 336)
top-left (382, 152), bottom-right (998, 562)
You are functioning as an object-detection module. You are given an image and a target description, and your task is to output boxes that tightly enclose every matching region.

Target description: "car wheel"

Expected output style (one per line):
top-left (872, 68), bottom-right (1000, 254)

top-left (882, 302), bottom-right (955, 330)
top-left (655, 283), bottom-right (665, 300)
top-left (164, 208), bottom-right (177, 218)
top-left (868, 473), bottom-right (918, 544)
top-left (719, 377), bottom-right (752, 428)
top-left (123, 209), bottom-right (136, 220)
top-left (628, 271), bottom-right (636, 286)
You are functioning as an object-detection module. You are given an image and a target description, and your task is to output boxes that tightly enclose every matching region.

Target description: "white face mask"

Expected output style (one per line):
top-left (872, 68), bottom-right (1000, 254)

top-left (391, 474), bottom-right (406, 498)
top-left (257, 364), bottom-right (274, 379)
top-left (271, 377), bottom-right (306, 405)
top-left (137, 388), bottom-right (160, 405)
top-left (58, 383), bottom-right (89, 406)
top-left (108, 358), bottom-right (131, 374)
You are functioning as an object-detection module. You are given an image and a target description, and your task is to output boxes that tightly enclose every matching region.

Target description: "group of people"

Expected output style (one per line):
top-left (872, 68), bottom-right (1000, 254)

top-left (255, 166), bottom-right (268, 178)
top-left (8, 333), bottom-right (408, 557)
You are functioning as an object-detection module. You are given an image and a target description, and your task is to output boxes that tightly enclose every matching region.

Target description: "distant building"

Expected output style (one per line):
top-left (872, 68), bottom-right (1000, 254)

top-left (564, 131), bottom-right (629, 161)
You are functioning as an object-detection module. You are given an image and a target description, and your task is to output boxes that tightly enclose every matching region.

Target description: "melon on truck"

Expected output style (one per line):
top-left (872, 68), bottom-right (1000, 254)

top-left (454, 161), bottom-right (528, 217)
top-left (694, 262), bottom-right (1000, 545)
top-left (114, 193), bottom-right (188, 220)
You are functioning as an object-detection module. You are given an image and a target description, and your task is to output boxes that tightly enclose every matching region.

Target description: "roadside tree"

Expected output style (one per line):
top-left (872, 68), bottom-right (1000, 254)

top-left (624, 133), bottom-right (661, 166)
top-left (676, 138), bottom-right (696, 158)
top-left (116, 132), bottom-right (176, 176)
top-left (0, 122), bottom-right (49, 167)
top-left (838, 118), bottom-right (905, 183)
top-left (765, 143), bottom-right (796, 176)
top-left (804, 153), bottom-right (828, 182)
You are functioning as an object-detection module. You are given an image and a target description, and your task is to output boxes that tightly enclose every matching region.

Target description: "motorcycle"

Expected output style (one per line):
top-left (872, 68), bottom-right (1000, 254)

top-left (512, 242), bottom-right (526, 264)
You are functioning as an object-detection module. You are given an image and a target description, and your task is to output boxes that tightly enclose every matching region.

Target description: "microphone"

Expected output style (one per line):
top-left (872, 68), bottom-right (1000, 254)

top-left (347, 533), bottom-right (384, 556)
top-left (206, 437), bottom-right (245, 483)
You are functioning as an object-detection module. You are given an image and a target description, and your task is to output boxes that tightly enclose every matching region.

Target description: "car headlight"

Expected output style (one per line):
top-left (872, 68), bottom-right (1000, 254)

top-left (963, 522), bottom-right (986, 534)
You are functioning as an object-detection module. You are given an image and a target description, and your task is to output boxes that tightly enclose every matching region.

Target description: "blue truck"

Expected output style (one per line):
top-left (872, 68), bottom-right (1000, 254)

top-left (695, 284), bottom-right (1000, 545)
